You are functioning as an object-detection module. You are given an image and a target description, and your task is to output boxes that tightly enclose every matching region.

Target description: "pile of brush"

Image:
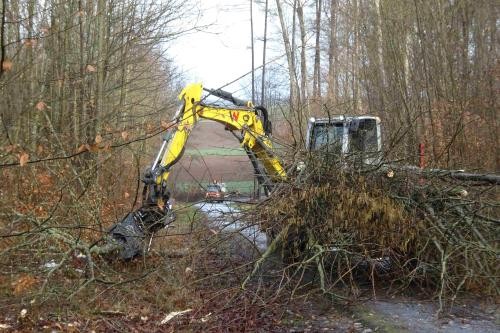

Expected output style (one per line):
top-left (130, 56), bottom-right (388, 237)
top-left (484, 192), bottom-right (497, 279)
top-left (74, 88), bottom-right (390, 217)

top-left (250, 157), bottom-right (499, 307)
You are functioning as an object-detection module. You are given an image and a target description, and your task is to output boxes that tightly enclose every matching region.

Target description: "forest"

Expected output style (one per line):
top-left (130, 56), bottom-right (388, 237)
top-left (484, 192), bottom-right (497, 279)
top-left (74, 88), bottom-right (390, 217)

top-left (0, 0), bottom-right (498, 331)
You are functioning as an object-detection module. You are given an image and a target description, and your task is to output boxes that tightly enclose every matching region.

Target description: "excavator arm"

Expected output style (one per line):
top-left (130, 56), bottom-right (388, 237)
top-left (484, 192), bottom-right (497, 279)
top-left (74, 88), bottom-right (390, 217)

top-left (109, 83), bottom-right (286, 259)
top-left (151, 84), bottom-right (286, 195)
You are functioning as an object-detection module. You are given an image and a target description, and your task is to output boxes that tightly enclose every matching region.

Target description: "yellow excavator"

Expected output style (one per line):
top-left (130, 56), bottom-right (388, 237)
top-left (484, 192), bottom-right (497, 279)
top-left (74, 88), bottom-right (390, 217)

top-left (109, 83), bottom-right (382, 259)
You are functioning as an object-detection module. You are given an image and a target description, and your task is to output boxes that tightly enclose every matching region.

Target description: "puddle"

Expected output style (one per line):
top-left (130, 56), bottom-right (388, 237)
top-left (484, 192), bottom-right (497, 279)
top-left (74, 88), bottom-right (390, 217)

top-left (195, 201), bottom-right (268, 252)
top-left (356, 300), bottom-right (500, 333)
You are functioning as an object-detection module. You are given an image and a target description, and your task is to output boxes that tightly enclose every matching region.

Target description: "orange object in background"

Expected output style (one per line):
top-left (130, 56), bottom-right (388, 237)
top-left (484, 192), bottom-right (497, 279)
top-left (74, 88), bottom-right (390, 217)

top-left (205, 184), bottom-right (224, 201)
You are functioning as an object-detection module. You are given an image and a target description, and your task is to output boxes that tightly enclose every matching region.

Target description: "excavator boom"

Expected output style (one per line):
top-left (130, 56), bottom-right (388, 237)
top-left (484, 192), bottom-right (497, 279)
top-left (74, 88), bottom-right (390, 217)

top-left (109, 83), bottom-right (286, 259)
top-left (156, 83), bottom-right (285, 187)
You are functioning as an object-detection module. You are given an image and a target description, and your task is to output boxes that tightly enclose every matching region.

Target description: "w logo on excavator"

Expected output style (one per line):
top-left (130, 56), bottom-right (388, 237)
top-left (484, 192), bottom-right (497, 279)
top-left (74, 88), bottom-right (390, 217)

top-left (231, 111), bottom-right (239, 122)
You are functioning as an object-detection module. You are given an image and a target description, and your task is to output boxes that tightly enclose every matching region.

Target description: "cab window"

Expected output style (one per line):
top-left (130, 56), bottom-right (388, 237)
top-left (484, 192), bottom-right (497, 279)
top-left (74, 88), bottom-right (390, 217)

top-left (311, 123), bottom-right (343, 153)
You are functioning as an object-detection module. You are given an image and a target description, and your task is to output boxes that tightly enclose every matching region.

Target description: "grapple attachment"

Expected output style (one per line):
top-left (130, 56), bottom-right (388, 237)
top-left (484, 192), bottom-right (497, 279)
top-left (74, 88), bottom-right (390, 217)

top-left (109, 205), bottom-right (175, 260)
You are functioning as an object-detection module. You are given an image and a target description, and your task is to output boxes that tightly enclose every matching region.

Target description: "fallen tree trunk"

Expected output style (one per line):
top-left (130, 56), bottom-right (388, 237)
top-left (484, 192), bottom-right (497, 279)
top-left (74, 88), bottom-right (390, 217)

top-left (386, 164), bottom-right (500, 184)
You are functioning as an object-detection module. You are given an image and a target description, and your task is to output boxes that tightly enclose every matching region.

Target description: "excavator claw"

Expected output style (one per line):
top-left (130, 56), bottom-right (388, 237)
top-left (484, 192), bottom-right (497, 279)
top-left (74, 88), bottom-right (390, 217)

top-left (109, 206), bottom-right (175, 260)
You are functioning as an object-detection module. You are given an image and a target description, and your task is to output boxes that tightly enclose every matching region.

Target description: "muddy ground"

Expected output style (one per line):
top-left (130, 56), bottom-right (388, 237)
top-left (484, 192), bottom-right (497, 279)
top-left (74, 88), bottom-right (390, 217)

top-left (196, 200), bottom-right (499, 333)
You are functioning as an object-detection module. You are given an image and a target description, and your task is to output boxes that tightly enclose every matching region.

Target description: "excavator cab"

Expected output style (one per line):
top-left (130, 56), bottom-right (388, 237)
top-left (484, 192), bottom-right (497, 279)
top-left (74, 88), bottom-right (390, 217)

top-left (306, 116), bottom-right (382, 166)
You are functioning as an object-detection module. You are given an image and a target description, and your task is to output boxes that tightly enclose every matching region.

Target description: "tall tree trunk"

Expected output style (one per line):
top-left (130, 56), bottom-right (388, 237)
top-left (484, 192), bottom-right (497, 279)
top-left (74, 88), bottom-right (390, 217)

top-left (260, 0), bottom-right (269, 105)
top-left (275, 0), bottom-right (299, 109)
top-left (352, 0), bottom-right (360, 113)
top-left (487, 3), bottom-right (499, 170)
top-left (250, 0), bottom-right (255, 103)
top-left (327, 0), bottom-right (338, 106)
top-left (374, 0), bottom-right (386, 120)
top-left (312, 0), bottom-right (322, 108)
top-left (0, 0), bottom-right (6, 80)
top-left (27, 0), bottom-right (37, 148)
top-left (296, 1), bottom-right (308, 112)
top-left (414, 0), bottom-right (438, 162)
top-left (95, 0), bottom-right (106, 137)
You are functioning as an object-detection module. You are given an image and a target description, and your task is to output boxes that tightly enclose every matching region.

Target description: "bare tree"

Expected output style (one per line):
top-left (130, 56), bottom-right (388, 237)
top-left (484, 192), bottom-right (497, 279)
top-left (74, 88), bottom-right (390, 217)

top-left (275, 0), bottom-right (299, 111)
top-left (260, 0), bottom-right (269, 105)
top-left (296, 0), bottom-right (308, 111)
top-left (327, 0), bottom-right (338, 106)
top-left (0, 0), bottom-right (7, 80)
top-left (250, 0), bottom-right (255, 103)
top-left (312, 0), bottom-right (322, 109)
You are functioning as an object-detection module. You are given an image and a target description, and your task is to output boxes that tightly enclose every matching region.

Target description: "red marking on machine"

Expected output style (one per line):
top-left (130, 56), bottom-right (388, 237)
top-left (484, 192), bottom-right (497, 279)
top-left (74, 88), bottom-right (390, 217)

top-left (231, 111), bottom-right (239, 122)
top-left (419, 143), bottom-right (425, 169)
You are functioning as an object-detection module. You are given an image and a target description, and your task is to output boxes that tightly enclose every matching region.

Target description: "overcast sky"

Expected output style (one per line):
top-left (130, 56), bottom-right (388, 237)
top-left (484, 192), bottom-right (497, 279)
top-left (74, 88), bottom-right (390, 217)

top-left (168, 0), bottom-right (276, 94)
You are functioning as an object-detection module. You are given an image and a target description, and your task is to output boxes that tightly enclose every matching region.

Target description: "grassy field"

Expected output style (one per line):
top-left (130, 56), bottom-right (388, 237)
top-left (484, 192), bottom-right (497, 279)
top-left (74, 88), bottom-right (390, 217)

top-left (184, 144), bottom-right (286, 157)
top-left (172, 180), bottom-right (256, 194)
top-left (184, 147), bottom-right (246, 156)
